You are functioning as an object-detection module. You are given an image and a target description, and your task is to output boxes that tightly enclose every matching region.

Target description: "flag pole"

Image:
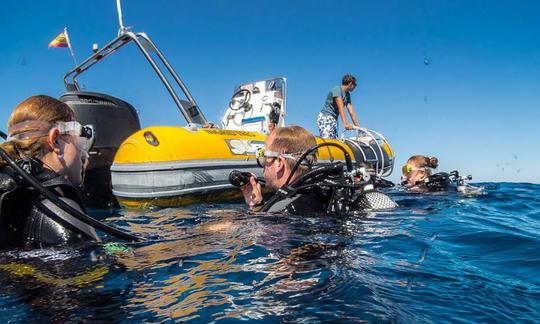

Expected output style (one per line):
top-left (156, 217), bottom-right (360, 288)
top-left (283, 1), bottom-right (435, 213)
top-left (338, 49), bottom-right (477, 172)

top-left (64, 27), bottom-right (78, 66)
top-left (116, 0), bottom-right (126, 34)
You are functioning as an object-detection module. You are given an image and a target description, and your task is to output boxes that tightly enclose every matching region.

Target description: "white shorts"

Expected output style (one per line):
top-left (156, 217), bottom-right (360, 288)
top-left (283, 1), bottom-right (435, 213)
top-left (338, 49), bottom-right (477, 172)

top-left (317, 112), bottom-right (338, 139)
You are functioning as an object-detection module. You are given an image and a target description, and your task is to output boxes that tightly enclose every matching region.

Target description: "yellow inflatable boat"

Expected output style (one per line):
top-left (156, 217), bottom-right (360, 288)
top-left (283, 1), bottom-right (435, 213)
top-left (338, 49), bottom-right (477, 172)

top-left (110, 125), bottom-right (393, 208)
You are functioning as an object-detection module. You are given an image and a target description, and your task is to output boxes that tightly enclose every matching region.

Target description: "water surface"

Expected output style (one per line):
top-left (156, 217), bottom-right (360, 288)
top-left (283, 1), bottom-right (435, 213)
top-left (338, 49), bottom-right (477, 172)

top-left (0, 182), bottom-right (538, 322)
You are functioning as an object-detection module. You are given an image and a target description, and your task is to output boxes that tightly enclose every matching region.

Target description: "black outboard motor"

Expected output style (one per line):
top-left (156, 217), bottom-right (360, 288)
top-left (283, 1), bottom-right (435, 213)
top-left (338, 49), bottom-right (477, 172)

top-left (60, 92), bottom-right (141, 209)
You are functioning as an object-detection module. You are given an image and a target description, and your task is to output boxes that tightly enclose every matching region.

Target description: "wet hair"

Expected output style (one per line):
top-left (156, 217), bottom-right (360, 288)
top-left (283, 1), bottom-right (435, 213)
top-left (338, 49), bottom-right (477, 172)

top-left (402, 155), bottom-right (439, 178)
top-left (0, 95), bottom-right (75, 167)
top-left (268, 125), bottom-right (317, 175)
top-left (342, 74), bottom-right (357, 86)
top-left (407, 155), bottom-right (438, 169)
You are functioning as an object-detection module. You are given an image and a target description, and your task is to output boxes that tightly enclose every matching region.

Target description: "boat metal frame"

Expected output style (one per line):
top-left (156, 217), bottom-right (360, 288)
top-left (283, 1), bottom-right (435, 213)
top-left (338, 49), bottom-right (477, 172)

top-left (63, 30), bottom-right (208, 126)
top-left (341, 128), bottom-right (394, 177)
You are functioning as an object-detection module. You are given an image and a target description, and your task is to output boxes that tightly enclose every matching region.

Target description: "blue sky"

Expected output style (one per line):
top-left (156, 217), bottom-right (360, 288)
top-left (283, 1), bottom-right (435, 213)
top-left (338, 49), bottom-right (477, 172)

top-left (1, 0), bottom-right (538, 183)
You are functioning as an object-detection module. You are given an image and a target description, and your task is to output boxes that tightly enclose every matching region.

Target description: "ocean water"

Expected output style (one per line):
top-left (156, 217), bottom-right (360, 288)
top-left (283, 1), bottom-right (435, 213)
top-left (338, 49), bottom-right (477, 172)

top-left (0, 182), bottom-right (538, 322)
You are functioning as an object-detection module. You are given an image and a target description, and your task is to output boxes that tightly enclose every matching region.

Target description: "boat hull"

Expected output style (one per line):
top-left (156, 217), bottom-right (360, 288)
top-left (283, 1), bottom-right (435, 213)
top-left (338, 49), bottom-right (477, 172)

top-left (111, 126), bottom-right (392, 208)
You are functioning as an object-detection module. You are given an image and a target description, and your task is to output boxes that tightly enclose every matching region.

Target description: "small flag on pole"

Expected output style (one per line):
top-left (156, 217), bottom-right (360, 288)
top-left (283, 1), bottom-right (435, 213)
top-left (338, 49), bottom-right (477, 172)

top-left (48, 31), bottom-right (69, 48)
top-left (48, 27), bottom-right (78, 66)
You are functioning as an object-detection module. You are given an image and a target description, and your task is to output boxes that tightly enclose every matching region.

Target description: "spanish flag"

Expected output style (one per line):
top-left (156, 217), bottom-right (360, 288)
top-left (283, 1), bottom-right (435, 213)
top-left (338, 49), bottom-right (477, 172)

top-left (48, 31), bottom-right (69, 48)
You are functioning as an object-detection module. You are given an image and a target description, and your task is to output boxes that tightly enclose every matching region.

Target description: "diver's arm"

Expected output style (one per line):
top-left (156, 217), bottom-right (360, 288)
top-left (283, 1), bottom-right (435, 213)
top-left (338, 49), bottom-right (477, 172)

top-left (335, 97), bottom-right (353, 130)
top-left (346, 102), bottom-right (360, 127)
top-left (240, 175), bottom-right (264, 210)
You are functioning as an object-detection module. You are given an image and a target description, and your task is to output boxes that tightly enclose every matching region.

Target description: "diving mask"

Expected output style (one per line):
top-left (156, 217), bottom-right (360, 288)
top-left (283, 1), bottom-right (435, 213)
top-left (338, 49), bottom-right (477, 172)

top-left (402, 164), bottom-right (429, 175)
top-left (56, 121), bottom-right (95, 153)
top-left (7, 120), bottom-right (95, 153)
top-left (255, 147), bottom-right (314, 168)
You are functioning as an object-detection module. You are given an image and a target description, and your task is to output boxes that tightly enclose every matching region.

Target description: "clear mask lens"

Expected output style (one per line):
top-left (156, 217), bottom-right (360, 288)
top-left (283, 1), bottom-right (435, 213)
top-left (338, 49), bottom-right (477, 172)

top-left (256, 147), bottom-right (282, 168)
top-left (254, 147), bottom-right (310, 168)
top-left (57, 121), bottom-right (95, 153)
top-left (79, 125), bottom-right (95, 152)
top-left (256, 148), bottom-right (269, 168)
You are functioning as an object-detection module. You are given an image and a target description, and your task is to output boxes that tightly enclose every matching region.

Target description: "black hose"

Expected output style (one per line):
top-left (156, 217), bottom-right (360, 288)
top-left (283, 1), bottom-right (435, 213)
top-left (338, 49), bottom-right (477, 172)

top-left (285, 142), bottom-right (353, 186)
top-left (0, 147), bottom-right (141, 242)
top-left (34, 200), bottom-right (97, 240)
top-left (289, 162), bottom-right (345, 189)
top-left (0, 131), bottom-right (6, 140)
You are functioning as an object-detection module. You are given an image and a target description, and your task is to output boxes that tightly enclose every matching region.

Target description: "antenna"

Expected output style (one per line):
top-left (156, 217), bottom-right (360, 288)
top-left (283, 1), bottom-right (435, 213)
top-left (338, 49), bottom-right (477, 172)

top-left (116, 0), bottom-right (127, 35)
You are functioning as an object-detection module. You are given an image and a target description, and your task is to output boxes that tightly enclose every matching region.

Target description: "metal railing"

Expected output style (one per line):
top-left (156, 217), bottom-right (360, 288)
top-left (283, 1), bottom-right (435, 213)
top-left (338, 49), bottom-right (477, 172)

top-left (341, 126), bottom-right (394, 177)
top-left (63, 30), bottom-right (208, 126)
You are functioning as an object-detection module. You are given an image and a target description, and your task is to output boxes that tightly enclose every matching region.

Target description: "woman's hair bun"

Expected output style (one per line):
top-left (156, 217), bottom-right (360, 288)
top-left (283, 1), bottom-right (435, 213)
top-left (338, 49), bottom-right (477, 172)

top-left (427, 156), bottom-right (439, 168)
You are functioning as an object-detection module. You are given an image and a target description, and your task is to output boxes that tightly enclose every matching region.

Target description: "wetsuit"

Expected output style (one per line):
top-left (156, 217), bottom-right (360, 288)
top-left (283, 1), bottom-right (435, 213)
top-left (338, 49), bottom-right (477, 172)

top-left (261, 185), bottom-right (397, 214)
top-left (264, 187), bottom-right (333, 214)
top-left (0, 162), bottom-right (99, 249)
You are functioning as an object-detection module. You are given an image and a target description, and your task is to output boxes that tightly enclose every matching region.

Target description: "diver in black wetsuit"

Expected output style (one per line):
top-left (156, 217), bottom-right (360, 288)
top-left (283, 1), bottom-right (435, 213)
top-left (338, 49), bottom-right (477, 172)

top-left (237, 125), bottom-right (397, 214)
top-left (400, 155), bottom-right (473, 193)
top-left (0, 95), bottom-right (101, 249)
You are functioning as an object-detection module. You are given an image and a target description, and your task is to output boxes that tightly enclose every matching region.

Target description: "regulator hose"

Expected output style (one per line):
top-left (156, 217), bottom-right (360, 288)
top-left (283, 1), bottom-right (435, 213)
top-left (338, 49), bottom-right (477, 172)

top-left (285, 142), bottom-right (353, 186)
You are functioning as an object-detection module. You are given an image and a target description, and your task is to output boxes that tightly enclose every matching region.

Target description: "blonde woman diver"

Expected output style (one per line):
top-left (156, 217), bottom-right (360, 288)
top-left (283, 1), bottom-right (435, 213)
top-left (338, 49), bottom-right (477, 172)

top-left (401, 155), bottom-right (440, 192)
top-left (0, 95), bottom-right (100, 249)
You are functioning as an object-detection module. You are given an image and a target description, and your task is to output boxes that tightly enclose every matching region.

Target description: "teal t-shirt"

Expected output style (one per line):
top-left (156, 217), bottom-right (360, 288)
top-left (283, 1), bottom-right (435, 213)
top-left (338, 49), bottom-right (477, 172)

top-left (320, 85), bottom-right (351, 119)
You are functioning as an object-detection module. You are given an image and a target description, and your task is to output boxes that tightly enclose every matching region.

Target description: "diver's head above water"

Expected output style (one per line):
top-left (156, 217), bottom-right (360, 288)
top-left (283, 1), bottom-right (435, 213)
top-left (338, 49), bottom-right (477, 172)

top-left (242, 125), bottom-right (316, 208)
top-left (258, 125), bottom-right (317, 190)
top-left (0, 95), bottom-right (138, 246)
top-left (2, 95), bottom-right (93, 186)
top-left (401, 155), bottom-right (439, 190)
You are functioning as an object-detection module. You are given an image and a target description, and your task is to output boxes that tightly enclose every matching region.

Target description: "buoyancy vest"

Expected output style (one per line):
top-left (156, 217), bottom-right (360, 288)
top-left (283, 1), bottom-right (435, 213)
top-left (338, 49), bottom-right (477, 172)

top-left (263, 185), bottom-right (397, 214)
top-left (0, 163), bottom-right (99, 249)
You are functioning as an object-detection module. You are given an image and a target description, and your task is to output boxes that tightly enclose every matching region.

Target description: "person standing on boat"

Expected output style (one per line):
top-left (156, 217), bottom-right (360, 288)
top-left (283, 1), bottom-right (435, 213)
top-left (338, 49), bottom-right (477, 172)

top-left (317, 74), bottom-right (360, 138)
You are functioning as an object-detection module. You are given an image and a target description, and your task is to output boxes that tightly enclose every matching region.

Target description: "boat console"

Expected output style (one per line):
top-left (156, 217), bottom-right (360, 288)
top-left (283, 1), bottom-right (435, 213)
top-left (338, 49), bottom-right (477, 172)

top-left (221, 78), bottom-right (286, 134)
